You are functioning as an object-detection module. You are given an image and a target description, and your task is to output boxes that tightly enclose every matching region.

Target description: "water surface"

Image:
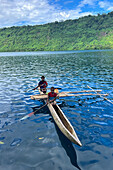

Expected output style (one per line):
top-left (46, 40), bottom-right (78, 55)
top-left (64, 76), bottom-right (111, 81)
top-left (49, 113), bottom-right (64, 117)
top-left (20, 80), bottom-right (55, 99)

top-left (0, 50), bottom-right (113, 170)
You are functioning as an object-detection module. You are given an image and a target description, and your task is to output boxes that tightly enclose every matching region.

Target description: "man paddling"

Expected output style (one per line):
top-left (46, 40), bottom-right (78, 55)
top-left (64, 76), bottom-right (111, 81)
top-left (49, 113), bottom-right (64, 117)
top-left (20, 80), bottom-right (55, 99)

top-left (33, 76), bottom-right (48, 93)
top-left (47, 87), bottom-right (58, 105)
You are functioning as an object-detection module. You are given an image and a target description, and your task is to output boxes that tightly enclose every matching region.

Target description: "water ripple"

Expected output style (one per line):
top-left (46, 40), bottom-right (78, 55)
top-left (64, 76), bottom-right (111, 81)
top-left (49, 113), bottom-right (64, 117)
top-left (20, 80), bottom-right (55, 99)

top-left (0, 50), bottom-right (113, 169)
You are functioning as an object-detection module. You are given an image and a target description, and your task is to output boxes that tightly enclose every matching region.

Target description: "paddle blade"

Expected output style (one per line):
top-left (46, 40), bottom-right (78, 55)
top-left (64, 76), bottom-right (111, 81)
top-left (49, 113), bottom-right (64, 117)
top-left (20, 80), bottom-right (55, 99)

top-left (20, 112), bottom-right (34, 121)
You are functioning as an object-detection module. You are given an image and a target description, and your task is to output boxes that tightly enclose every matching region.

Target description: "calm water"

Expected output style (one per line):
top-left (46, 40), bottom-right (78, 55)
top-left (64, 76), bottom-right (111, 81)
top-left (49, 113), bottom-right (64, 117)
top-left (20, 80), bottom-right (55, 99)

top-left (0, 50), bottom-right (113, 170)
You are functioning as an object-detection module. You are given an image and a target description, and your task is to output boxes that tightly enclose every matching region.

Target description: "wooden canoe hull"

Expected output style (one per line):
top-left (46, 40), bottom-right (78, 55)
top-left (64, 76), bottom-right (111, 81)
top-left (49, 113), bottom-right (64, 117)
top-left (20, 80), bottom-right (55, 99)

top-left (37, 89), bottom-right (82, 146)
top-left (48, 103), bottom-right (82, 146)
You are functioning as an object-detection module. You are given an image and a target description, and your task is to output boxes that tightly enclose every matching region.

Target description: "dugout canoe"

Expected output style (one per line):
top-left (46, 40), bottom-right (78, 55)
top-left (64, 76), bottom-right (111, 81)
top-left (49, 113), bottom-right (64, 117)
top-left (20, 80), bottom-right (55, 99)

top-left (37, 89), bottom-right (82, 146)
top-left (48, 103), bottom-right (82, 146)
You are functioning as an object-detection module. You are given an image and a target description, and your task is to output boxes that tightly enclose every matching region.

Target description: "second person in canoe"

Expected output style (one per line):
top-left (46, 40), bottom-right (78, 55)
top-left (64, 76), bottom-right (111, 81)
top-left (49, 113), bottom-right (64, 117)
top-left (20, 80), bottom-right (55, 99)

top-left (47, 87), bottom-right (58, 105)
top-left (33, 76), bottom-right (48, 93)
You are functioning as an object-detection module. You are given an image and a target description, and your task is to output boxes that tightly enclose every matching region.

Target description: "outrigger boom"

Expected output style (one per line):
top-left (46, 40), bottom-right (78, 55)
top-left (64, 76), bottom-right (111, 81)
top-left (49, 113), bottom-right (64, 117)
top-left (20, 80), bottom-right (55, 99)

top-left (31, 90), bottom-right (108, 100)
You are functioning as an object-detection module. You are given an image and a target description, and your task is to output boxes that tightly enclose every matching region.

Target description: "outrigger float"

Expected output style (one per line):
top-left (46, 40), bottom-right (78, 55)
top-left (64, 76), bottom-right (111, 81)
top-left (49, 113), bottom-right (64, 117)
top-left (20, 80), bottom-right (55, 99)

top-left (30, 88), bottom-right (108, 147)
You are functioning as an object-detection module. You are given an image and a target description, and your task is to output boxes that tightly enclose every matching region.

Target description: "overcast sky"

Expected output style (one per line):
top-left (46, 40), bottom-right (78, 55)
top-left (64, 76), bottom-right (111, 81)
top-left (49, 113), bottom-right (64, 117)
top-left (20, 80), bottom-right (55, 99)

top-left (0, 0), bottom-right (113, 28)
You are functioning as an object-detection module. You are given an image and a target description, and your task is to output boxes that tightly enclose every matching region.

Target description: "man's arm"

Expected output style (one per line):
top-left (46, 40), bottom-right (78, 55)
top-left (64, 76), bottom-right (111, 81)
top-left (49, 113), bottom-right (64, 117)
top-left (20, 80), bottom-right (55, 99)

top-left (33, 81), bottom-right (41, 90)
top-left (46, 93), bottom-right (49, 104)
top-left (33, 85), bottom-right (39, 90)
top-left (46, 81), bottom-right (48, 87)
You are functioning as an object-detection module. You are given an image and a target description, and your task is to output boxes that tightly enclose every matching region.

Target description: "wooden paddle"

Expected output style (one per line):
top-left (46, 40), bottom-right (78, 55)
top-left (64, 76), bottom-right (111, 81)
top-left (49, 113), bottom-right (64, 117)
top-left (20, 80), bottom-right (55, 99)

top-left (87, 85), bottom-right (113, 104)
top-left (20, 103), bottom-right (47, 121)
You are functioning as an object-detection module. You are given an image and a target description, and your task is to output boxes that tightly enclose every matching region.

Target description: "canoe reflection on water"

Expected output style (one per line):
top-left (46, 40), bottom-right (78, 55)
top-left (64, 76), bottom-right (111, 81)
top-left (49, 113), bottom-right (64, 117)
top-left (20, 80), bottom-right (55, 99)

top-left (54, 122), bottom-right (81, 170)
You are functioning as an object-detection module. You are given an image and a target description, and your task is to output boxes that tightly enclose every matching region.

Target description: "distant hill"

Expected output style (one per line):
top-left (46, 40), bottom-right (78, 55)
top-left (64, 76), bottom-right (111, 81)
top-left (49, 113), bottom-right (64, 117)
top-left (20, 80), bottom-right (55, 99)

top-left (0, 11), bottom-right (113, 52)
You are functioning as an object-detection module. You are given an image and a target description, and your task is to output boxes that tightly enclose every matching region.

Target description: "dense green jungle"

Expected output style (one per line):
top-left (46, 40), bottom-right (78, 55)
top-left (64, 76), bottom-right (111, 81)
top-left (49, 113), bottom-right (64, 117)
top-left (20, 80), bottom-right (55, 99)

top-left (0, 11), bottom-right (113, 52)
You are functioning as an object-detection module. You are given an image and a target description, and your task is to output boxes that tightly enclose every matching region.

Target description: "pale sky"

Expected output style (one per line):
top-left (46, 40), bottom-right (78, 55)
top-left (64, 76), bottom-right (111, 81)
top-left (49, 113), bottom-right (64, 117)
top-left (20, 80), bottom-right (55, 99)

top-left (0, 0), bottom-right (113, 28)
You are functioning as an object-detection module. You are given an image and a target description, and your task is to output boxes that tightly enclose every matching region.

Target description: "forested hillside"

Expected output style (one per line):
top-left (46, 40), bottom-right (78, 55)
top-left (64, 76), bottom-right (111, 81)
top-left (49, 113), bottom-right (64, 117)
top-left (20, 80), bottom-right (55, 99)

top-left (0, 11), bottom-right (113, 52)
